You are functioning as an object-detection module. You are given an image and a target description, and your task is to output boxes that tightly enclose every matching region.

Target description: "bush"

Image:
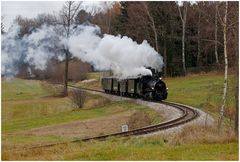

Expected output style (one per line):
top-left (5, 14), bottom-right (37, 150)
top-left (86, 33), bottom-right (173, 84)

top-left (70, 89), bottom-right (87, 108)
top-left (127, 111), bottom-right (151, 130)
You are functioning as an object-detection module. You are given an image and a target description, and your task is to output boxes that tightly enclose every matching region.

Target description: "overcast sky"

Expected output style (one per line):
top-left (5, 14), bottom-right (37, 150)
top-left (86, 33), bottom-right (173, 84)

top-left (1, 1), bottom-right (65, 31)
top-left (1, 1), bottom-right (114, 31)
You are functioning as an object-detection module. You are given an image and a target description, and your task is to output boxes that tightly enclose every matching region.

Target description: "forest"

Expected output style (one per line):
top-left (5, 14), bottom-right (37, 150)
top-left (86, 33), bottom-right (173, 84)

top-left (2, 1), bottom-right (238, 78)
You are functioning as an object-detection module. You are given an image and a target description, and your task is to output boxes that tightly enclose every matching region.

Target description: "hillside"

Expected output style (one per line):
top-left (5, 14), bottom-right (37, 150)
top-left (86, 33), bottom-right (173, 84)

top-left (2, 72), bottom-right (238, 160)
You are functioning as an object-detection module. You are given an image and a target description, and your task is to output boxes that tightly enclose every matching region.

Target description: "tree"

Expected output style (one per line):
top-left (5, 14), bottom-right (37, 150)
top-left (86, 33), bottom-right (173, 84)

top-left (215, 2), bottom-right (219, 64)
top-left (195, 4), bottom-right (202, 66)
top-left (218, 1), bottom-right (228, 130)
top-left (142, 2), bottom-right (159, 52)
top-left (59, 1), bottom-right (82, 96)
top-left (178, 2), bottom-right (188, 75)
top-left (147, 2), bottom-right (179, 77)
top-left (112, 2), bottom-right (128, 35)
top-left (93, 2), bottom-right (121, 34)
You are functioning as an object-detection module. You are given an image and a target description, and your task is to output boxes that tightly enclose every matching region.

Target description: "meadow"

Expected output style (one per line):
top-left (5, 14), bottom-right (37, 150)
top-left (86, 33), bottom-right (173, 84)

top-left (1, 72), bottom-right (238, 160)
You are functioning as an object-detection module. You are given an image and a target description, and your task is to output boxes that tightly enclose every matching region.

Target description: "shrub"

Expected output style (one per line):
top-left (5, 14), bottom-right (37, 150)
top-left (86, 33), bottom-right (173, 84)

top-left (70, 89), bottom-right (87, 108)
top-left (127, 111), bottom-right (151, 130)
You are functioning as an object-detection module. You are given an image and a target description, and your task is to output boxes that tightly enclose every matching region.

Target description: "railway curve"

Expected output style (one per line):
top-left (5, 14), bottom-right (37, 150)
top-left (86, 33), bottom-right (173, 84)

top-left (25, 85), bottom-right (203, 149)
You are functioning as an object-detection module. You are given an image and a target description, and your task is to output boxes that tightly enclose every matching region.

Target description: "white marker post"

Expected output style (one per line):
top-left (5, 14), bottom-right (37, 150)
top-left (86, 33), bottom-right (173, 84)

top-left (121, 124), bottom-right (129, 132)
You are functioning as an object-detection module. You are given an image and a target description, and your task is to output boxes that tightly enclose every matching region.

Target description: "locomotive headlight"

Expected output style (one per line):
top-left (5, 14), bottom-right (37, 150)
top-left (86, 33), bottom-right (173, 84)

top-left (159, 77), bottom-right (162, 80)
top-left (166, 88), bottom-right (168, 90)
top-left (152, 87), bottom-right (154, 90)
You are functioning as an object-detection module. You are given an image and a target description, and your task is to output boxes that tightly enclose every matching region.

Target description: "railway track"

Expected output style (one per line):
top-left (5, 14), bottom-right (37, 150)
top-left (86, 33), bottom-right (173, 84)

top-left (26, 85), bottom-right (199, 149)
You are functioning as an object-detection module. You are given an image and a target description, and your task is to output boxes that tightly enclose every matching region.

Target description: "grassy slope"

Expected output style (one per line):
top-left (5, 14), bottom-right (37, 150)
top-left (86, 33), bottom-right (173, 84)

top-left (165, 73), bottom-right (236, 114)
top-left (68, 141), bottom-right (237, 160)
top-left (2, 78), bottom-right (162, 143)
top-left (2, 73), bottom-right (238, 160)
top-left (3, 138), bottom-right (238, 160)
top-left (65, 72), bottom-right (238, 160)
top-left (2, 79), bottom-right (49, 101)
top-left (3, 101), bottom-right (161, 133)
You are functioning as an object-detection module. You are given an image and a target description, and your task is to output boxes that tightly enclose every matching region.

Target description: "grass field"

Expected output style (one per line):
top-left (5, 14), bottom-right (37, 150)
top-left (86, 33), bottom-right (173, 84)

top-left (2, 78), bottom-right (162, 152)
top-left (1, 72), bottom-right (238, 160)
top-left (165, 73), bottom-right (237, 115)
top-left (2, 137), bottom-right (238, 160)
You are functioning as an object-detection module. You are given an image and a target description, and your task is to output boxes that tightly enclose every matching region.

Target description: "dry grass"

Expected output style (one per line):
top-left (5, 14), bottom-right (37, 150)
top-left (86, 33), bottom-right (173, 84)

top-left (160, 125), bottom-right (237, 146)
top-left (69, 89), bottom-right (87, 108)
top-left (18, 111), bottom-right (135, 139)
top-left (40, 82), bottom-right (65, 97)
top-left (2, 131), bottom-right (238, 160)
top-left (84, 96), bottom-right (110, 109)
top-left (127, 111), bottom-right (151, 130)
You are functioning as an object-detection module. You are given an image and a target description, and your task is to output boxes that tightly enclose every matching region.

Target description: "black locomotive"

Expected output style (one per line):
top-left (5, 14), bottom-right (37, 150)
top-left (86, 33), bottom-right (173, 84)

top-left (101, 68), bottom-right (168, 101)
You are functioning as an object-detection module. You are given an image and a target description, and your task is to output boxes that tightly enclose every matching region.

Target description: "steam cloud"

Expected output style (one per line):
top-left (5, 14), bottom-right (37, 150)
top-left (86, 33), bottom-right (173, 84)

top-left (2, 24), bottom-right (164, 79)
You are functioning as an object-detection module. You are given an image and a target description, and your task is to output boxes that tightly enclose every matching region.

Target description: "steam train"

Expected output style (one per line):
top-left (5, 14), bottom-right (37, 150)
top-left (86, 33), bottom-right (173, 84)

top-left (101, 68), bottom-right (168, 101)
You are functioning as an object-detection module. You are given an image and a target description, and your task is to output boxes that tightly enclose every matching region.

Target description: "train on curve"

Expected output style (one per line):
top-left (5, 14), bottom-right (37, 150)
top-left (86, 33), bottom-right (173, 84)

top-left (101, 67), bottom-right (168, 101)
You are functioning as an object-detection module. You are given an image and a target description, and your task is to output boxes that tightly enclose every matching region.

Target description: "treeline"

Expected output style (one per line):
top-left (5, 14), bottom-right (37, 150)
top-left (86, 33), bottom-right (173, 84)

top-left (97, 1), bottom-right (238, 76)
top-left (3, 1), bottom-right (238, 79)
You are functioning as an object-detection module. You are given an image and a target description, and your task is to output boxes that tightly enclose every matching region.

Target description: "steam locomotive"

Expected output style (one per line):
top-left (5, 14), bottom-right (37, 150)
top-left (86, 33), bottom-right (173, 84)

top-left (101, 67), bottom-right (168, 101)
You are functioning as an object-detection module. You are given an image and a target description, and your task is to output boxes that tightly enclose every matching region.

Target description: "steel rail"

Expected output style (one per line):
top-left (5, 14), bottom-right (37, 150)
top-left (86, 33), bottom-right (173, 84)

top-left (21, 85), bottom-right (199, 150)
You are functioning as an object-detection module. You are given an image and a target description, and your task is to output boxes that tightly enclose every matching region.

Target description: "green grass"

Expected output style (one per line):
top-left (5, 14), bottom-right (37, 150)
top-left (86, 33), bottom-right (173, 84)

top-left (3, 137), bottom-right (237, 160)
top-left (2, 97), bottom-right (72, 122)
top-left (2, 101), bottom-right (160, 133)
top-left (2, 78), bottom-right (162, 134)
top-left (2, 73), bottom-right (238, 160)
top-left (2, 79), bottom-right (49, 101)
top-left (165, 73), bottom-right (237, 115)
top-left (66, 141), bottom-right (237, 160)
top-left (2, 134), bottom-right (70, 145)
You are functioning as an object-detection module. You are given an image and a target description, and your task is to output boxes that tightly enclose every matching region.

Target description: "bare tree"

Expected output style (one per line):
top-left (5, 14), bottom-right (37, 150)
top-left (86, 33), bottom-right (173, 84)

top-left (215, 3), bottom-right (219, 65)
top-left (196, 9), bottom-right (201, 66)
top-left (178, 2), bottom-right (188, 75)
top-left (142, 2), bottom-right (159, 52)
top-left (59, 1), bottom-right (82, 96)
top-left (218, 1), bottom-right (228, 130)
top-left (93, 3), bottom-right (120, 34)
top-left (102, 2), bottom-right (112, 34)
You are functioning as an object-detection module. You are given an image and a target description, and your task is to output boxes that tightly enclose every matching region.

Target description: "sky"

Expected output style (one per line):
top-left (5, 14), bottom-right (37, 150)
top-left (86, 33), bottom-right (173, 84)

top-left (1, 1), bottom-right (114, 31)
top-left (1, 1), bottom-right (64, 31)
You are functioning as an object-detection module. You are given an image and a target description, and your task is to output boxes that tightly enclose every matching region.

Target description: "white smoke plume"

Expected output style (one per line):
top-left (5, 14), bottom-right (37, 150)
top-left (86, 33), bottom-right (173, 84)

top-left (68, 31), bottom-right (163, 78)
top-left (1, 23), bottom-right (164, 79)
top-left (23, 25), bottom-right (62, 70)
top-left (1, 24), bottom-right (63, 76)
top-left (1, 25), bottom-right (24, 76)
